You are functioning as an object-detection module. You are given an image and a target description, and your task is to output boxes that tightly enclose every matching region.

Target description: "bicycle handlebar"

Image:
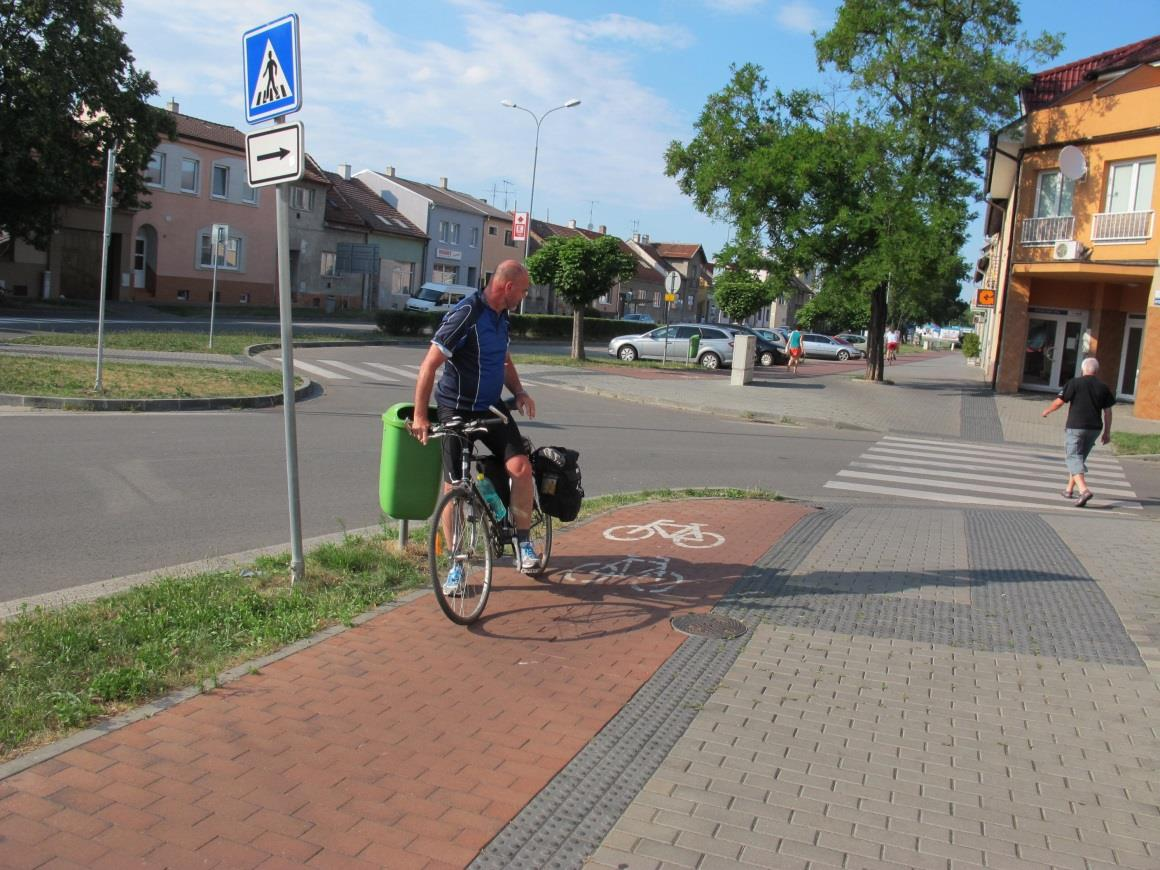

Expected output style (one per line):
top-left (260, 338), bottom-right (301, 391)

top-left (427, 403), bottom-right (511, 440)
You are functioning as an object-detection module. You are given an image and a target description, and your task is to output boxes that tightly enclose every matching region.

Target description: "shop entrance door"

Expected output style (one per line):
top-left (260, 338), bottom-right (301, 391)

top-left (1022, 312), bottom-right (1086, 390)
top-left (1118, 315), bottom-right (1144, 400)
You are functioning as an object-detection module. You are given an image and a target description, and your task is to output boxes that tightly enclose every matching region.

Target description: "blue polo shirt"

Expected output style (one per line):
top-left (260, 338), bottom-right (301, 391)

top-left (432, 291), bottom-right (509, 412)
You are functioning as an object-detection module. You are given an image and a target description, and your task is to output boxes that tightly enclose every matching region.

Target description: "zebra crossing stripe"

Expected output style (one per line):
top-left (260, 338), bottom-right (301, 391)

top-left (824, 480), bottom-right (1139, 511)
top-left (319, 360), bottom-right (399, 382)
top-left (848, 460), bottom-right (1137, 496)
top-left (881, 435), bottom-right (1122, 469)
top-left (864, 445), bottom-right (1129, 483)
top-left (275, 357), bottom-right (349, 380)
top-left (364, 362), bottom-right (418, 380)
top-left (859, 448), bottom-right (1131, 488)
top-left (835, 469), bottom-right (1140, 506)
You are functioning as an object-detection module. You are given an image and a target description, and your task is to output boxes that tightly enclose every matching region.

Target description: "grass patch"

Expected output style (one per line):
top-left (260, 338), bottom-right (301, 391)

top-left (0, 487), bottom-right (775, 761)
top-left (1111, 432), bottom-right (1160, 456)
top-left (0, 355), bottom-right (291, 399)
top-left (6, 329), bottom-right (367, 356)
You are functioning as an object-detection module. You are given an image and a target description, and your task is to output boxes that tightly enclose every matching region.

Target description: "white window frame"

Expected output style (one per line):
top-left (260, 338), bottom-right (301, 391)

top-left (242, 183), bottom-right (257, 204)
top-left (1034, 169), bottom-right (1074, 218)
top-left (290, 185), bottom-right (314, 211)
top-left (433, 262), bottom-right (458, 284)
top-left (211, 164), bottom-right (229, 199)
top-left (1105, 158), bottom-right (1156, 213)
top-left (470, 227), bottom-right (479, 248)
top-left (145, 152), bottom-right (165, 187)
top-left (198, 232), bottom-right (241, 270)
top-left (449, 222), bottom-right (460, 244)
top-left (320, 252), bottom-right (337, 277)
top-left (180, 157), bottom-right (199, 194)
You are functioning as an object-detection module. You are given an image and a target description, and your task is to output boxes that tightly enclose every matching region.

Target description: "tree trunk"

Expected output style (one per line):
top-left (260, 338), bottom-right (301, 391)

top-left (864, 284), bottom-right (887, 381)
top-left (572, 309), bottom-right (586, 360)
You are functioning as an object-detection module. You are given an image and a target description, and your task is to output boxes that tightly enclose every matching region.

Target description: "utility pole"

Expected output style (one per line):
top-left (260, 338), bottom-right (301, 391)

top-left (587, 200), bottom-right (598, 230)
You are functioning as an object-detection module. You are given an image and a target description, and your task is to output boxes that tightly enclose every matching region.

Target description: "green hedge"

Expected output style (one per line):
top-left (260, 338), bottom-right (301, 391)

top-left (376, 309), bottom-right (653, 342)
top-left (961, 332), bottom-right (981, 358)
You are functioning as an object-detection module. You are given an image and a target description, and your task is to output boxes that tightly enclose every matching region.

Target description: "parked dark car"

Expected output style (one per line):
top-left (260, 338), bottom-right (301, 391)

top-left (722, 324), bottom-right (787, 366)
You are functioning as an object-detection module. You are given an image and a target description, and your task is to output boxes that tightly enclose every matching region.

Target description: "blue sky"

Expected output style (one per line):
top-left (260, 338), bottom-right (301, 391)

top-left (119, 1), bottom-right (1158, 298)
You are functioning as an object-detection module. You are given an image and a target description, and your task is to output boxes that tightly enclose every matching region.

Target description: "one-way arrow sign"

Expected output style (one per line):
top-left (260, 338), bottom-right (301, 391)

top-left (245, 122), bottom-right (304, 188)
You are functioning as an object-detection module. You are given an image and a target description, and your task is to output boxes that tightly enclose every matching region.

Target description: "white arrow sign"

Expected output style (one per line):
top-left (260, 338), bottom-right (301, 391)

top-left (245, 122), bottom-right (304, 188)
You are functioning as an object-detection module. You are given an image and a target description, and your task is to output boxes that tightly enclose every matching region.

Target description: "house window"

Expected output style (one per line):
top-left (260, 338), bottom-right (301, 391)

top-left (199, 232), bottom-right (241, 269)
top-left (383, 260), bottom-right (415, 294)
top-left (1106, 159), bottom-right (1156, 213)
top-left (145, 152), bottom-right (165, 187)
top-left (290, 186), bottom-right (313, 210)
top-left (320, 252), bottom-right (337, 276)
top-left (471, 227), bottom-right (479, 248)
top-left (180, 158), bottom-right (199, 193)
top-left (438, 221), bottom-right (461, 244)
top-left (504, 230), bottom-right (514, 246)
top-left (177, 290), bottom-right (190, 301)
top-left (653, 290), bottom-right (661, 305)
top-left (212, 164), bottom-right (229, 199)
top-left (488, 226), bottom-right (497, 236)
top-left (433, 263), bottom-right (458, 284)
top-left (1034, 170), bottom-right (1074, 218)
top-left (239, 293), bottom-right (250, 304)
top-left (242, 183), bottom-right (257, 204)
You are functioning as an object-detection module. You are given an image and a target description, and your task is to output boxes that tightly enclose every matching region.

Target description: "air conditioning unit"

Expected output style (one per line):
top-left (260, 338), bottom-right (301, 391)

top-left (1053, 240), bottom-right (1079, 260)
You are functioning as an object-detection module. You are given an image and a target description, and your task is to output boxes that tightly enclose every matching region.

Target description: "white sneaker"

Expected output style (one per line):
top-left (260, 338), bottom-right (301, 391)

top-left (516, 542), bottom-right (541, 572)
top-left (443, 564), bottom-right (465, 595)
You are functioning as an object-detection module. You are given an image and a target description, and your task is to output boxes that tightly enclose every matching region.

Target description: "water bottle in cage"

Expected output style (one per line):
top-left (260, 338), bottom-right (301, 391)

top-left (476, 473), bottom-right (507, 521)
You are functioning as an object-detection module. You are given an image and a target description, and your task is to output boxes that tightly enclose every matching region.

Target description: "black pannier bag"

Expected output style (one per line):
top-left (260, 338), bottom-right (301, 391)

top-left (531, 445), bottom-right (584, 521)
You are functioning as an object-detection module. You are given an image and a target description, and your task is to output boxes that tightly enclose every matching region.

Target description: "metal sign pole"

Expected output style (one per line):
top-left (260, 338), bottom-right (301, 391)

top-left (94, 140), bottom-right (118, 391)
top-left (275, 172), bottom-right (305, 584)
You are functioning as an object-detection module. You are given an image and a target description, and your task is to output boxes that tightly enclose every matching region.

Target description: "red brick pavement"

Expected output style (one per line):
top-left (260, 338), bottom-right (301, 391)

top-left (592, 350), bottom-right (951, 380)
top-left (0, 499), bottom-right (810, 869)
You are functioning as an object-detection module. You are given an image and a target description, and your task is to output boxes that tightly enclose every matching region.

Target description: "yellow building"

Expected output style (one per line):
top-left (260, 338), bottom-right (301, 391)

top-left (980, 36), bottom-right (1160, 419)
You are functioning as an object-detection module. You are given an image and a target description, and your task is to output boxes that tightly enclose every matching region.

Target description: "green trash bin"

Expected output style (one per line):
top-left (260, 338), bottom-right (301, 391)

top-left (687, 332), bottom-right (701, 361)
top-left (379, 403), bottom-right (443, 520)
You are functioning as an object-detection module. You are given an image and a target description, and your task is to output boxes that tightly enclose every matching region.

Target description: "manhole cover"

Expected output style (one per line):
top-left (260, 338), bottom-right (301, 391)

top-left (671, 613), bottom-right (748, 639)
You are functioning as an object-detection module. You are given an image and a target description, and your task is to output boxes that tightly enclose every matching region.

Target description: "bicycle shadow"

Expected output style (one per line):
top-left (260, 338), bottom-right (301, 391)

top-left (467, 552), bottom-right (760, 642)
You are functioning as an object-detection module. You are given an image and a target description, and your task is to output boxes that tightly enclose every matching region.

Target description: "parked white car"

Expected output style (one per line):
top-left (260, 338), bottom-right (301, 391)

top-left (608, 323), bottom-right (739, 369)
top-left (405, 282), bottom-right (476, 313)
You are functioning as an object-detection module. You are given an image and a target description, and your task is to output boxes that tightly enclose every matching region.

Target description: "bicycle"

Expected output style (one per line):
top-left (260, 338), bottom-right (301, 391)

top-left (425, 406), bottom-right (553, 625)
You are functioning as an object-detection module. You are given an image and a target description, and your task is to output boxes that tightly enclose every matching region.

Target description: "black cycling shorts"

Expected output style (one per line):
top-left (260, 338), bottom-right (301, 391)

top-left (436, 406), bottom-right (528, 483)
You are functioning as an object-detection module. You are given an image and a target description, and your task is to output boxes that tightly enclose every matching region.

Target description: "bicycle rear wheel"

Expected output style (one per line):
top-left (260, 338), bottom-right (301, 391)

top-left (528, 491), bottom-right (553, 574)
top-left (430, 489), bottom-right (493, 624)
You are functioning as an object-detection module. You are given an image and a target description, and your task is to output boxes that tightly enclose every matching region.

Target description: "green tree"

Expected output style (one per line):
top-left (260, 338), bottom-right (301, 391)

top-left (526, 234), bottom-right (636, 359)
top-left (0, 0), bottom-right (175, 248)
top-left (711, 269), bottom-right (770, 322)
top-left (666, 0), bottom-right (1058, 380)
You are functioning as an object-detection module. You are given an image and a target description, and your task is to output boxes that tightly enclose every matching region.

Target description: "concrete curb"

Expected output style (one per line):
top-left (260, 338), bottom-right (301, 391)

top-left (0, 377), bottom-right (318, 411)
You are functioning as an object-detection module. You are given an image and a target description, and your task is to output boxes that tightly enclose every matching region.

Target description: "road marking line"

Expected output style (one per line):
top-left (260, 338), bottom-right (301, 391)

top-left (865, 445), bottom-right (1130, 481)
top-left (848, 460), bottom-right (1138, 496)
top-left (319, 360), bottom-right (398, 381)
top-left (881, 435), bottom-right (1122, 469)
top-left (364, 362), bottom-right (418, 380)
top-left (824, 480), bottom-right (1140, 510)
top-left (274, 357), bottom-right (349, 380)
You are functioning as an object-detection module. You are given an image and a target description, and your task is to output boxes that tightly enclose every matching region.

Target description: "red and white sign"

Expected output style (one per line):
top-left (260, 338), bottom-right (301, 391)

top-left (512, 211), bottom-right (528, 242)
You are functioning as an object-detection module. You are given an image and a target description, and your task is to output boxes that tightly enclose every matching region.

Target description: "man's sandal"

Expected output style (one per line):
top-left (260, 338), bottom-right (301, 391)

top-left (1075, 491), bottom-right (1094, 508)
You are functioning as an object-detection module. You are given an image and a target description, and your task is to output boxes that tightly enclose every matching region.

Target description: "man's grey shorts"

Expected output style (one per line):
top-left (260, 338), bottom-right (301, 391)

top-left (1064, 428), bottom-right (1100, 474)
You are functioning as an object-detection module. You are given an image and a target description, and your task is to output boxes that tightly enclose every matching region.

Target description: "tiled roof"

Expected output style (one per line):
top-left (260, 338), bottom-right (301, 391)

top-left (301, 154), bottom-right (331, 186)
top-left (437, 188), bottom-right (513, 221)
top-left (171, 112), bottom-right (245, 151)
top-left (1022, 34), bottom-right (1160, 111)
top-left (530, 219), bottom-right (663, 284)
top-left (653, 243), bottom-right (704, 261)
top-left (376, 174), bottom-right (481, 213)
top-left (320, 167), bottom-right (427, 239)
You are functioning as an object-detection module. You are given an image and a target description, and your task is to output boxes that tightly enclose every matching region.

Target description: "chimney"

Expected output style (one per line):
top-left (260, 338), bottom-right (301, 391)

top-left (385, 166), bottom-right (395, 177)
top-left (598, 225), bottom-right (606, 235)
top-left (439, 177), bottom-right (448, 189)
top-left (632, 233), bottom-right (641, 243)
top-left (568, 219), bottom-right (577, 229)
top-left (166, 98), bottom-right (179, 114)
top-left (338, 163), bottom-right (351, 180)
top-left (641, 234), bottom-right (650, 244)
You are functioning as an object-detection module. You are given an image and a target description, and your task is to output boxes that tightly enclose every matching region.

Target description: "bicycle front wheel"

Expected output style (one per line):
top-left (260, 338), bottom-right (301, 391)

top-left (430, 489), bottom-right (493, 624)
top-left (528, 491), bottom-right (553, 574)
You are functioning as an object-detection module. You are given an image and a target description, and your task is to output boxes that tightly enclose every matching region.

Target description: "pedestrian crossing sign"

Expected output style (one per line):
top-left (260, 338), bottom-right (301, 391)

top-left (242, 14), bottom-right (302, 125)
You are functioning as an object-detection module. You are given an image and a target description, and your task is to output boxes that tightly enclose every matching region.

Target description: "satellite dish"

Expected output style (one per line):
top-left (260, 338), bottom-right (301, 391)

top-left (1059, 145), bottom-right (1087, 181)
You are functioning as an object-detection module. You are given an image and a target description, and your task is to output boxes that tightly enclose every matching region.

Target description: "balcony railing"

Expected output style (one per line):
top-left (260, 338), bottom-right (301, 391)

top-left (1020, 215), bottom-right (1075, 246)
top-left (1091, 210), bottom-right (1154, 242)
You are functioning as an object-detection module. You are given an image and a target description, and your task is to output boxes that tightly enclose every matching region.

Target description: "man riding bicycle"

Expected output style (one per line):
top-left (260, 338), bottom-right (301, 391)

top-left (409, 260), bottom-right (541, 592)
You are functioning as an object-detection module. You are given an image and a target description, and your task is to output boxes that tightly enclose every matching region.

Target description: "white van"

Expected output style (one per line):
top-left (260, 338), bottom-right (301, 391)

top-left (406, 282), bottom-right (476, 313)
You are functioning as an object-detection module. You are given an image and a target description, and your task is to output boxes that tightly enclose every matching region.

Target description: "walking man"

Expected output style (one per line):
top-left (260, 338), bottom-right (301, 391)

top-left (1041, 357), bottom-right (1115, 507)
top-left (409, 260), bottom-right (542, 589)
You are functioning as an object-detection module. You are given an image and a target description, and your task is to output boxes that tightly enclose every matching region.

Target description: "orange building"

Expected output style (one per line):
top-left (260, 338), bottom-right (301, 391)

top-left (980, 36), bottom-right (1160, 419)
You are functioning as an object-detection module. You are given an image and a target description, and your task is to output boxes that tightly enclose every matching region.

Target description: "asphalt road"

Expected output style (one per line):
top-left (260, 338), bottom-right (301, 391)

top-left (0, 342), bottom-right (874, 604)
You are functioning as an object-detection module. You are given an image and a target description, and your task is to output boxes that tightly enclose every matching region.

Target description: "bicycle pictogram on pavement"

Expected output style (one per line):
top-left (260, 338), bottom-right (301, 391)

top-left (603, 519), bottom-right (725, 548)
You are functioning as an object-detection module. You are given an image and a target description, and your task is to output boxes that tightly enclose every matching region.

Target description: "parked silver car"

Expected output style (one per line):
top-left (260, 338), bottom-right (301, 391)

top-left (801, 332), bottom-right (863, 360)
top-left (608, 323), bottom-right (738, 369)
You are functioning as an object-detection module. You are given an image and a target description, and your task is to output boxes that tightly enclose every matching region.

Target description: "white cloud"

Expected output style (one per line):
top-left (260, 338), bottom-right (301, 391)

top-left (117, 0), bottom-right (717, 248)
top-left (776, 2), bottom-right (826, 34)
top-left (704, 0), bottom-right (766, 12)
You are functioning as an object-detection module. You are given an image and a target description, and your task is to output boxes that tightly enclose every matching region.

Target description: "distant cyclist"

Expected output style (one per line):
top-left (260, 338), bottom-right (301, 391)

top-left (410, 261), bottom-right (542, 590)
top-left (787, 328), bottom-right (804, 374)
top-left (885, 326), bottom-right (900, 363)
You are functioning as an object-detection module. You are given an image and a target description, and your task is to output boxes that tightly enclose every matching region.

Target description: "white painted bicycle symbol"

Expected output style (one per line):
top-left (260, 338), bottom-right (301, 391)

top-left (603, 519), bottom-right (725, 549)
top-left (561, 555), bottom-right (686, 594)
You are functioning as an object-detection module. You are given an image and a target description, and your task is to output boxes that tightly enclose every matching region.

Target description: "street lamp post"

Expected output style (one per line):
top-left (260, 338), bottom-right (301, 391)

top-left (501, 97), bottom-right (580, 311)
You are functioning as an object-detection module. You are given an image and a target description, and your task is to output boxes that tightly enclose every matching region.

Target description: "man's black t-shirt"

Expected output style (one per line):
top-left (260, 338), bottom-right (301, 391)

top-left (1059, 374), bottom-right (1115, 430)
